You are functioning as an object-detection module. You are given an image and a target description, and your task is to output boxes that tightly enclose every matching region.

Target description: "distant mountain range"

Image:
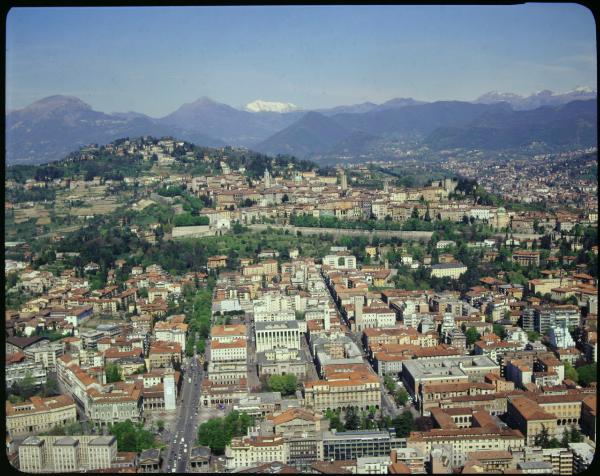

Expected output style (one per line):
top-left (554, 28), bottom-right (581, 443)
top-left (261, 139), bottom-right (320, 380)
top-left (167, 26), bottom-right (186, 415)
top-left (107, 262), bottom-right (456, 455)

top-left (5, 96), bottom-right (225, 165)
top-left (427, 99), bottom-right (597, 150)
top-left (474, 87), bottom-right (597, 110)
top-left (6, 88), bottom-right (597, 165)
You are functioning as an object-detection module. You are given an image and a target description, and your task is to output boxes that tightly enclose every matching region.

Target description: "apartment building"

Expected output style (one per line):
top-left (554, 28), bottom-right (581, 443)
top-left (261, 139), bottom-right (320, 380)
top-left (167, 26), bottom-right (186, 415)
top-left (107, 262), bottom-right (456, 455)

top-left (210, 339), bottom-right (248, 362)
top-left (303, 364), bottom-right (381, 412)
top-left (419, 381), bottom-right (497, 416)
top-left (86, 381), bottom-right (143, 426)
top-left (506, 396), bottom-right (558, 446)
top-left (402, 355), bottom-right (500, 406)
top-left (323, 253), bottom-right (357, 270)
top-left (407, 425), bottom-right (525, 468)
top-left (207, 361), bottom-right (248, 385)
top-left (211, 324), bottom-right (247, 343)
top-left (322, 430), bottom-right (392, 461)
top-left (512, 250), bottom-right (541, 267)
top-left (153, 320), bottom-right (188, 352)
top-left (430, 262), bottom-right (467, 279)
top-left (266, 408), bottom-right (327, 469)
top-left (25, 341), bottom-right (65, 372)
top-left (147, 341), bottom-right (181, 370)
top-left (18, 435), bottom-right (118, 473)
top-left (6, 360), bottom-right (47, 389)
top-left (225, 434), bottom-right (289, 470)
top-left (6, 395), bottom-right (77, 438)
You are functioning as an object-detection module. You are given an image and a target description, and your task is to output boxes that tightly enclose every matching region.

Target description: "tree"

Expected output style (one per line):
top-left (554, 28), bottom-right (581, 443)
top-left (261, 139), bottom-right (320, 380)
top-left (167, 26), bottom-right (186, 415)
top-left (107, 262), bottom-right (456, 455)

top-left (527, 331), bottom-right (541, 342)
top-left (156, 419), bottom-right (165, 432)
top-left (325, 409), bottom-right (344, 432)
top-left (197, 411), bottom-right (254, 455)
top-left (109, 420), bottom-right (156, 453)
top-left (383, 375), bottom-right (396, 393)
top-left (568, 426), bottom-right (584, 443)
top-left (465, 327), bottom-right (481, 346)
top-left (42, 376), bottom-right (60, 397)
top-left (414, 416), bottom-right (433, 432)
top-left (197, 419), bottom-right (229, 454)
top-left (196, 339), bottom-right (205, 354)
top-left (64, 422), bottom-right (84, 435)
top-left (564, 362), bottom-right (579, 382)
top-left (7, 394), bottom-right (24, 404)
top-left (344, 407), bottom-right (360, 430)
top-left (394, 388), bottom-right (409, 406)
top-left (393, 410), bottom-right (415, 437)
top-left (267, 374), bottom-right (297, 396)
top-left (534, 425), bottom-right (562, 448)
top-left (14, 371), bottom-right (38, 400)
top-left (493, 323), bottom-right (507, 340)
top-left (105, 362), bottom-right (123, 383)
top-left (577, 363), bottom-right (597, 386)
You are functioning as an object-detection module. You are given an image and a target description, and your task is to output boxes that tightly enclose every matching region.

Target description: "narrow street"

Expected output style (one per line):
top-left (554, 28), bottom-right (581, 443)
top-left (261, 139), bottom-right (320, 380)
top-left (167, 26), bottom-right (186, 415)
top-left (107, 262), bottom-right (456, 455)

top-left (321, 268), bottom-right (405, 419)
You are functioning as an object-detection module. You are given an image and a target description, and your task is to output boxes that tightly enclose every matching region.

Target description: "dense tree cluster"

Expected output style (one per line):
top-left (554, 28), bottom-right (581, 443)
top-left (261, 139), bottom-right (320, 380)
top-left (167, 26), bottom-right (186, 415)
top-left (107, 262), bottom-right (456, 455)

top-left (197, 411), bottom-right (254, 454)
top-left (105, 363), bottom-right (123, 383)
top-left (266, 374), bottom-right (298, 396)
top-left (173, 213), bottom-right (209, 227)
top-left (109, 420), bottom-right (157, 453)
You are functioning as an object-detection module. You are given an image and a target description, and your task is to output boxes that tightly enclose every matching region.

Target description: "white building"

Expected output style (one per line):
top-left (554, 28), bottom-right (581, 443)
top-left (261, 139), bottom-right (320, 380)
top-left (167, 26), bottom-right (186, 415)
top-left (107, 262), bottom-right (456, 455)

top-left (225, 434), bottom-right (289, 470)
top-left (548, 322), bottom-right (576, 350)
top-left (323, 254), bottom-right (357, 270)
top-left (210, 339), bottom-right (248, 362)
top-left (255, 321), bottom-right (301, 353)
top-left (430, 262), bottom-right (467, 279)
top-left (18, 435), bottom-right (118, 473)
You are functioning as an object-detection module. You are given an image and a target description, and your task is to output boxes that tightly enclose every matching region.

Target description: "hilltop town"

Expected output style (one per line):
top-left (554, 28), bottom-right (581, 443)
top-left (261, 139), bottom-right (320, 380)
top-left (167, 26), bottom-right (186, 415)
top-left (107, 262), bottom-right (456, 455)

top-left (5, 136), bottom-right (598, 474)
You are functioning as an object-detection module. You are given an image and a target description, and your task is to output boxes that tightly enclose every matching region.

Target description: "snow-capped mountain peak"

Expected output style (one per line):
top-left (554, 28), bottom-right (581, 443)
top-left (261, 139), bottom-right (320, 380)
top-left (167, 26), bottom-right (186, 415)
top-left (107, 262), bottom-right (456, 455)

top-left (566, 86), bottom-right (596, 94)
top-left (244, 100), bottom-right (300, 113)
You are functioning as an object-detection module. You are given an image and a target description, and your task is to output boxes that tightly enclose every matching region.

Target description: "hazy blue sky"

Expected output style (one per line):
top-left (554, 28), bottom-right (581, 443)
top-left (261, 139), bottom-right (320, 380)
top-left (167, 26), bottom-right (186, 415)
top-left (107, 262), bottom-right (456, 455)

top-left (6, 4), bottom-right (596, 116)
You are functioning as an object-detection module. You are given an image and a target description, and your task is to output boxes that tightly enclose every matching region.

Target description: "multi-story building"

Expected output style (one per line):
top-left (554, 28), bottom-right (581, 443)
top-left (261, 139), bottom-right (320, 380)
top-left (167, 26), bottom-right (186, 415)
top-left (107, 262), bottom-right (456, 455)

top-left (225, 434), bottom-right (289, 470)
top-left (402, 356), bottom-right (500, 407)
top-left (419, 381), bottom-right (497, 416)
top-left (25, 341), bottom-right (65, 372)
top-left (266, 408), bottom-right (327, 469)
top-left (506, 396), bottom-right (558, 446)
top-left (255, 321), bottom-right (301, 353)
top-left (6, 361), bottom-right (47, 389)
top-left (200, 378), bottom-right (248, 408)
top-left (153, 320), bottom-right (188, 352)
top-left (6, 395), bottom-right (77, 438)
top-left (211, 324), bottom-right (247, 343)
top-left (512, 250), bottom-right (541, 267)
top-left (210, 339), bottom-right (248, 362)
top-left (323, 254), bottom-right (357, 270)
top-left (322, 430), bottom-right (392, 461)
top-left (407, 424), bottom-right (525, 468)
top-left (18, 435), bottom-right (118, 473)
top-left (358, 306), bottom-right (397, 330)
top-left (430, 263), bottom-right (467, 279)
top-left (569, 442), bottom-right (595, 474)
top-left (257, 348), bottom-right (309, 379)
top-left (86, 382), bottom-right (143, 426)
top-left (207, 361), bottom-right (248, 385)
top-left (303, 364), bottom-right (381, 412)
top-left (147, 341), bottom-right (181, 370)
top-left (533, 306), bottom-right (580, 334)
